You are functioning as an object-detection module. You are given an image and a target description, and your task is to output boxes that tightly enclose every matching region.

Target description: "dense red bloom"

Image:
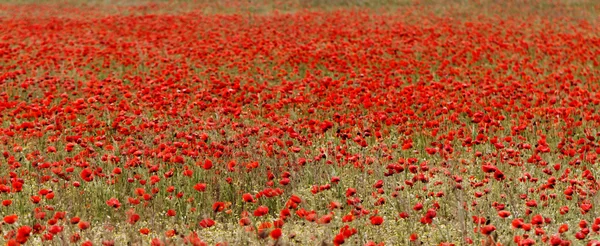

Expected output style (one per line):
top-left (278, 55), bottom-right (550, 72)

top-left (0, 3), bottom-right (597, 244)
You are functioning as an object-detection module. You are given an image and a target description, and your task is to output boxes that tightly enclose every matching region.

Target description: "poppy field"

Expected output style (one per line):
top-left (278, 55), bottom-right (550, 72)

top-left (1, 0), bottom-right (600, 245)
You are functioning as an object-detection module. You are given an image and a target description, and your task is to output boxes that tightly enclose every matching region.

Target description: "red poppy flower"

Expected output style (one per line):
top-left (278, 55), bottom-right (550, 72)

top-left (290, 194), bottom-right (302, 204)
top-left (239, 217), bottom-right (251, 226)
top-left (253, 206), bottom-right (269, 217)
top-left (66, 216), bottom-right (79, 225)
top-left (80, 168), bottom-right (94, 182)
top-left (2, 199), bottom-right (12, 206)
top-left (559, 224), bottom-right (569, 233)
top-left (106, 198), bottom-right (121, 209)
top-left (370, 216), bottom-right (384, 225)
top-left (151, 238), bottom-right (164, 246)
top-left (242, 193), bottom-right (254, 203)
top-left (270, 228), bottom-right (282, 240)
top-left (193, 183), bottom-right (207, 192)
top-left (4, 214), bottom-right (18, 224)
top-left (480, 225), bottom-right (496, 235)
top-left (498, 210), bottom-right (511, 218)
top-left (78, 221), bottom-right (90, 230)
top-left (346, 188), bottom-right (356, 197)
top-left (531, 214), bottom-right (544, 225)
top-left (333, 234), bottom-right (345, 245)
top-left (199, 218), bottom-right (215, 228)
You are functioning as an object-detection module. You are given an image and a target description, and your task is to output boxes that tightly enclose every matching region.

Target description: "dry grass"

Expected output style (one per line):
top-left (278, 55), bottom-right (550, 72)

top-left (0, 0), bottom-right (598, 20)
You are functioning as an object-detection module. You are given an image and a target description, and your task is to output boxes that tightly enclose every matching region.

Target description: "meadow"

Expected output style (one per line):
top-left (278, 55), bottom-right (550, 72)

top-left (1, 0), bottom-right (600, 245)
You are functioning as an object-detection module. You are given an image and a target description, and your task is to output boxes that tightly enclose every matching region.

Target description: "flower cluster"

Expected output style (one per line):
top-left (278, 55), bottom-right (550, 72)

top-left (1, 1), bottom-right (600, 245)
